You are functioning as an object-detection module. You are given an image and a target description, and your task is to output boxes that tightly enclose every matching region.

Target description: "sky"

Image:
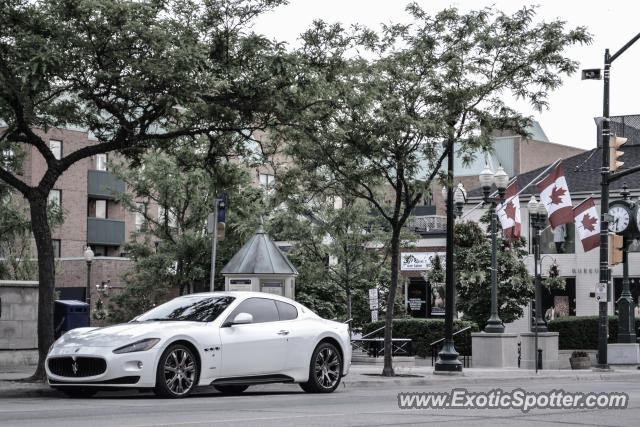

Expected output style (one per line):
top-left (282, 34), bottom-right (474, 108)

top-left (251, 0), bottom-right (640, 151)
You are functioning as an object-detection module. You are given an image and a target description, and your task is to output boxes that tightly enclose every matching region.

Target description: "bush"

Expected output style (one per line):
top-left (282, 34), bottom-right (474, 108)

top-left (361, 318), bottom-right (479, 358)
top-left (547, 316), bottom-right (618, 350)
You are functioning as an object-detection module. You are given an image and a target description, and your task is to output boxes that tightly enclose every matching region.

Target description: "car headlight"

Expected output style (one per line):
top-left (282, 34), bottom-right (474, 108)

top-left (113, 338), bottom-right (161, 354)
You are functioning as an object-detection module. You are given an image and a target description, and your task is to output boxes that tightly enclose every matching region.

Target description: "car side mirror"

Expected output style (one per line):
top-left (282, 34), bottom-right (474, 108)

top-left (232, 312), bottom-right (253, 325)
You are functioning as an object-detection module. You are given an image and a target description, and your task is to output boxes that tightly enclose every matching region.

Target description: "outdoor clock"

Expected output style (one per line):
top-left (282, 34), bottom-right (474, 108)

top-left (608, 200), bottom-right (635, 236)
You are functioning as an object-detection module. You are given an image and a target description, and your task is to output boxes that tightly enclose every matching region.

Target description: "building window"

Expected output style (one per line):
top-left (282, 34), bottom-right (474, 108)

top-left (95, 200), bottom-right (107, 219)
top-left (93, 245), bottom-right (107, 257)
top-left (259, 173), bottom-right (274, 189)
top-left (48, 189), bottom-right (61, 208)
top-left (96, 154), bottom-right (108, 171)
top-left (135, 202), bottom-right (147, 232)
top-left (52, 239), bottom-right (61, 258)
top-left (533, 220), bottom-right (575, 255)
top-left (50, 140), bottom-right (62, 160)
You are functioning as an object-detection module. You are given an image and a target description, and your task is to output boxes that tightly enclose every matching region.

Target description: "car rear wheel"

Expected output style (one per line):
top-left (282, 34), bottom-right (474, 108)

top-left (214, 385), bottom-right (249, 394)
top-left (154, 344), bottom-right (199, 398)
top-left (55, 387), bottom-right (98, 398)
top-left (299, 342), bottom-right (342, 393)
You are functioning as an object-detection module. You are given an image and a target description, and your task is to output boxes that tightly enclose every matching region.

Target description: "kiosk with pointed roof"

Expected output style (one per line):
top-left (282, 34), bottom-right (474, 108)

top-left (221, 216), bottom-right (298, 299)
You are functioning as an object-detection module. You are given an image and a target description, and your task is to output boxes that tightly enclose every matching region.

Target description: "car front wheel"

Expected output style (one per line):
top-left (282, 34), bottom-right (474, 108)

top-left (154, 344), bottom-right (199, 398)
top-left (299, 342), bottom-right (342, 393)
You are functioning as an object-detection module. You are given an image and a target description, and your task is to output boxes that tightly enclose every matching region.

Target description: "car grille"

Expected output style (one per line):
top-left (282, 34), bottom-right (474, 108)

top-left (48, 357), bottom-right (107, 377)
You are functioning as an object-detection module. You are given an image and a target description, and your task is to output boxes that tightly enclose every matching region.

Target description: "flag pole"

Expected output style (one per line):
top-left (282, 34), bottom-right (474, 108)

top-left (461, 159), bottom-right (563, 220)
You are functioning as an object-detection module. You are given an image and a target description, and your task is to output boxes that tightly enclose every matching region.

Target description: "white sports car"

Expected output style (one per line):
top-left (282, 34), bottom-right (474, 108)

top-left (46, 292), bottom-right (351, 398)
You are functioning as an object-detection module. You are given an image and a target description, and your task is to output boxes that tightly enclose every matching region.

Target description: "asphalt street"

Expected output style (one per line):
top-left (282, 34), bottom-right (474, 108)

top-left (1, 378), bottom-right (639, 427)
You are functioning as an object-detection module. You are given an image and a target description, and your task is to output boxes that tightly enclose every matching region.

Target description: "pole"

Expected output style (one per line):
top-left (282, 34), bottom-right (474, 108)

top-left (485, 196), bottom-right (505, 333)
top-left (597, 49), bottom-right (611, 368)
top-left (86, 260), bottom-right (92, 322)
top-left (618, 236), bottom-right (636, 343)
top-left (434, 139), bottom-right (462, 372)
top-left (209, 199), bottom-right (219, 292)
top-left (533, 223), bottom-right (547, 332)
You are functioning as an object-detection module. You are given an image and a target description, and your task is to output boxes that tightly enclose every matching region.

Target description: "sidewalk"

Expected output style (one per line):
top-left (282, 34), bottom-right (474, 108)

top-left (2, 364), bottom-right (640, 398)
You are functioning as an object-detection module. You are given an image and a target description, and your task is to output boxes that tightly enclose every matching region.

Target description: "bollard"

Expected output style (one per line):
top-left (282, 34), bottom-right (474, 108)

top-left (537, 348), bottom-right (543, 370)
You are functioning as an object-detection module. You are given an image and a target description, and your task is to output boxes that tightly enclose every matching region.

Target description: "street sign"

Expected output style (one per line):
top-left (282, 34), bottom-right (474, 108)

top-left (371, 310), bottom-right (378, 322)
top-left (595, 281), bottom-right (608, 302)
top-left (369, 288), bottom-right (379, 310)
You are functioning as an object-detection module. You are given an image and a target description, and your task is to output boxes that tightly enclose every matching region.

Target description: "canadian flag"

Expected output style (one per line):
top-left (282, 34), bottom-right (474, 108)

top-left (536, 163), bottom-right (573, 229)
top-left (573, 197), bottom-right (600, 252)
top-left (497, 181), bottom-right (521, 242)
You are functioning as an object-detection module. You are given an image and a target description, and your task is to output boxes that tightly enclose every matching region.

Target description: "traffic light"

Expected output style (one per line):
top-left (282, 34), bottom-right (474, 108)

top-left (609, 234), bottom-right (623, 265)
top-left (609, 136), bottom-right (627, 172)
top-left (216, 195), bottom-right (226, 241)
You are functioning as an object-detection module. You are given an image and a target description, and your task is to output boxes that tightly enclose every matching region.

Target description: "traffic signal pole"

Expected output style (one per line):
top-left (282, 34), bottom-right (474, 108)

top-left (596, 33), bottom-right (640, 369)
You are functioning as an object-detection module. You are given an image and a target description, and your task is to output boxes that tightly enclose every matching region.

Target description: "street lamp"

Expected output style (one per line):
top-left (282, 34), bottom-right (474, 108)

top-left (479, 164), bottom-right (509, 333)
top-left (528, 196), bottom-right (548, 332)
top-left (84, 246), bottom-right (94, 320)
top-left (441, 183), bottom-right (467, 219)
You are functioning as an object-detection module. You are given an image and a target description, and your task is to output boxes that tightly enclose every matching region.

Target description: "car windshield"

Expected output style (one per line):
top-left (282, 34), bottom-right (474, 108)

top-left (136, 296), bottom-right (235, 323)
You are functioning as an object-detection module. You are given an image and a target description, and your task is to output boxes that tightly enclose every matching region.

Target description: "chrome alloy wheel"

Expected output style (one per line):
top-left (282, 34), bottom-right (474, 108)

top-left (163, 348), bottom-right (196, 396)
top-left (314, 347), bottom-right (340, 389)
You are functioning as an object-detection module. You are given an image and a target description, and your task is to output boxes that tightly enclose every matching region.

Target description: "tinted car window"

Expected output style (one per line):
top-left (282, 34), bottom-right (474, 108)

top-left (227, 298), bottom-right (279, 323)
top-left (276, 301), bottom-right (298, 320)
top-left (136, 296), bottom-right (235, 322)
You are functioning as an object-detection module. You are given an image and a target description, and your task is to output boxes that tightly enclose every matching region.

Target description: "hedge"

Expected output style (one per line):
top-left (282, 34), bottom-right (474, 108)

top-left (547, 316), bottom-right (618, 350)
top-left (361, 318), bottom-right (479, 358)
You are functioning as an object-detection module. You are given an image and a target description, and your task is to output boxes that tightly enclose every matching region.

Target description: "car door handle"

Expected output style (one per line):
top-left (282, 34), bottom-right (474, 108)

top-left (277, 330), bottom-right (290, 335)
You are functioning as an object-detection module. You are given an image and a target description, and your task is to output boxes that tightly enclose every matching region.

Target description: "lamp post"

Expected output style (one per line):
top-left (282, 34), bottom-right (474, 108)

top-left (434, 140), bottom-right (462, 373)
top-left (84, 246), bottom-right (94, 320)
top-left (479, 164), bottom-right (509, 333)
top-left (528, 196), bottom-right (548, 333)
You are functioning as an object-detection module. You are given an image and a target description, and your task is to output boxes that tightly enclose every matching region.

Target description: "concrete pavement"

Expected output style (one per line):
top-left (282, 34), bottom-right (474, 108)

top-left (3, 363), bottom-right (640, 399)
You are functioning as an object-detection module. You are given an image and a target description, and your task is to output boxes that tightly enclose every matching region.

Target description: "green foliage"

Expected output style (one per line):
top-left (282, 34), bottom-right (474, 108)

top-left (107, 146), bottom-right (263, 322)
top-left (269, 194), bottom-right (393, 328)
top-left (362, 318), bottom-right (479, 358)
top-left (425, 220), bottom-right (534, 330)
top-left (276, 4), bottom-right (589, 374)
top-left (548, 316), bottom-right (619, 350)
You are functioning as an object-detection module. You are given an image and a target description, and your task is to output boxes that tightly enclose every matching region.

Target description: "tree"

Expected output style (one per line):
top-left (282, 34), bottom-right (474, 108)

top-left (424, 221), bottom-right (533, 330)
top-left (279, 5), bottom-right (590, 375)
top-left (107, 142), bottom-right (264, 322)
top-left (271, 194), bottom-right (391, 329)
top-left (0, 0), bottom-right (297, 380)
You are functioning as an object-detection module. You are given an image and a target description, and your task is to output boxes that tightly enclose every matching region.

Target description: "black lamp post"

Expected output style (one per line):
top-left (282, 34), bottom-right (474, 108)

top-left (528, 196), bottom-right (548, 332)
top-left (479, 164), bottom-right (509, 333)
top-left (434, 142), bottom-right (462, 373)
top-left (84, 246), bottom-right (94, 320)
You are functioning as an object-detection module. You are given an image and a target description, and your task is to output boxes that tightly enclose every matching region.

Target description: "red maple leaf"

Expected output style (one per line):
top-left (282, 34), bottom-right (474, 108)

top-left (550, 186), bottom-right (567, 205)
top-left (504, 201), bottom-right (517, 221)
top-left (581, 213), bottom-right (597, 232)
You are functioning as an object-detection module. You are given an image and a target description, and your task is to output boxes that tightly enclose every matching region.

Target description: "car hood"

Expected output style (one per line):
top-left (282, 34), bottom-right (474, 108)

top-left (56, 321), bottom-right (204, 348)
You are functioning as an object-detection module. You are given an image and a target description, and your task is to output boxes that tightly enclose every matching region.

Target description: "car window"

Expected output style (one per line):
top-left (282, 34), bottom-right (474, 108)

top-left (227, 298), bottom-right (279, 324)
top-left (276, 301), bottom-right (298, 320)
top-left (136, 296), bottom-right (235, 322)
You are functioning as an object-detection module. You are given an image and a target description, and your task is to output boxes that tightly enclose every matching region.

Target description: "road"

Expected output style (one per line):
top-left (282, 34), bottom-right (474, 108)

top-left (1, 379), bottom-right (639, 427)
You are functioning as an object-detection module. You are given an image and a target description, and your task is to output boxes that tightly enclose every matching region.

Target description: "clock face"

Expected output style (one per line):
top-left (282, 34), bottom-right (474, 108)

top-left (608, 205), bottom-right (630, 233)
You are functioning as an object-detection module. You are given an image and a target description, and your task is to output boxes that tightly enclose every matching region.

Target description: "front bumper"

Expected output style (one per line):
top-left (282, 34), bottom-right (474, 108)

top-left (46, 346), bottom-right (159, 388)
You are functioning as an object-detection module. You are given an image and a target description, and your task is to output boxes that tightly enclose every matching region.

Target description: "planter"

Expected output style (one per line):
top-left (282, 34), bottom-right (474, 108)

top-left (569, 356), bottom-right (590, 369)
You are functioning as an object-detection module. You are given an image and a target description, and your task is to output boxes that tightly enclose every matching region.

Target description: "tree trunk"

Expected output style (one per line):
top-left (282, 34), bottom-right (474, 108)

top-left (382, 226), bottom-right (401, 376)
top-left (28, 196), bottom-right (56, 381)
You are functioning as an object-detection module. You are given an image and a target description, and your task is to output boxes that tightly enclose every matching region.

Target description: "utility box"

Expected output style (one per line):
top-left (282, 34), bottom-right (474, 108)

top-left (54, 300), bottom-right (89, 339)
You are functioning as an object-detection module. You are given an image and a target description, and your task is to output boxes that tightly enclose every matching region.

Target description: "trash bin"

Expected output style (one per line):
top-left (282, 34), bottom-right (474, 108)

top-left (54, 300), bottom-right (89, 339)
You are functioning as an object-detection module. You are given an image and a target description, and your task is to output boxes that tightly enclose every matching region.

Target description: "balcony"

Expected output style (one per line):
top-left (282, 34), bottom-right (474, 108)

top-left (407, 215), bottom-right (447, 234)
top-left (87, 218), bottom-right (125, 246)
top-left (87, 170), bottom-right (125, 199)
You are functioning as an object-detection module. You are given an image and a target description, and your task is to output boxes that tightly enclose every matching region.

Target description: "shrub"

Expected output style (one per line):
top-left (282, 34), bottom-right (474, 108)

top-left (547, 316), bottom-right (618, 350)
top-left (361, 318), bottom-right (479, 358)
